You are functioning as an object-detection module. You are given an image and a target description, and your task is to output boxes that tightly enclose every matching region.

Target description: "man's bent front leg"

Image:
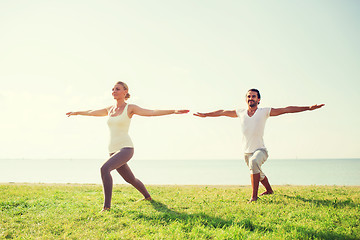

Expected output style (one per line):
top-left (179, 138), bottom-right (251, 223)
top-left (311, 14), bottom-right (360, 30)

top-left (249, 173), bottom-right (261, 203)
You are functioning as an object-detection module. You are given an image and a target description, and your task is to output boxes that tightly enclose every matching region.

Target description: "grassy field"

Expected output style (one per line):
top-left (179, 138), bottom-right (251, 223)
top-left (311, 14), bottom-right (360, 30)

top-left (0, 184), bottom-right (359, 239)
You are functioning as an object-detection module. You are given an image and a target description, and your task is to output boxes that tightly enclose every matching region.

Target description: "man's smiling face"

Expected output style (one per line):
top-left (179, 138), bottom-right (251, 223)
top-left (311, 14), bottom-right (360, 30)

top-left (246, 91), bottom-right (260, 108)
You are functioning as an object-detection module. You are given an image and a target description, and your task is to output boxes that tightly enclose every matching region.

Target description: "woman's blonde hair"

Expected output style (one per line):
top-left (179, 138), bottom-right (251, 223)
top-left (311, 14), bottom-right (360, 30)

top-left (116, 81), bottom-right (130, 100)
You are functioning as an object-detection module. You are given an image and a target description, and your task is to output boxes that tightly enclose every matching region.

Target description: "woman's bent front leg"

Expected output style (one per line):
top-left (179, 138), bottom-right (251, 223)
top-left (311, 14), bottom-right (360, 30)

top-left (100, 148), bottom-right (134, 209)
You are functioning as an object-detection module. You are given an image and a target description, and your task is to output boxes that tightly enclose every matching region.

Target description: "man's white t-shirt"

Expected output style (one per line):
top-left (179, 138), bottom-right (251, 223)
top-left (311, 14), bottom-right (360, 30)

top-left (236, 107), bottom-right (271, 154)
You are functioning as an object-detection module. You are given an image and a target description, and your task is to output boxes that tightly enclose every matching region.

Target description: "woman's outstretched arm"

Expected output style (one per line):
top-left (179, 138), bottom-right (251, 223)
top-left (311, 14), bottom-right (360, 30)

top-left (129, 104), bottom-right (189, 118)
top-left (66, 107), bottom-right (110, 117)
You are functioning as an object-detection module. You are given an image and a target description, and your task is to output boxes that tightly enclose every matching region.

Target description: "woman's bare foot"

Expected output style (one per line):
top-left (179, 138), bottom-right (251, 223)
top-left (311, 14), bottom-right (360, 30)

top-left (136, 196), bottom-right (153, 203)
top-left (259, 191), bottom-right (273, 196)
top-left (100, 207), bottom-right (110, 212)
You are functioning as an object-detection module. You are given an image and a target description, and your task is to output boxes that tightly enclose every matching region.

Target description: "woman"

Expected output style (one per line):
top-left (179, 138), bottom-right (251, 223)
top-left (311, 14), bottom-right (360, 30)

top-left (66, 81), bottom-right (189, 211)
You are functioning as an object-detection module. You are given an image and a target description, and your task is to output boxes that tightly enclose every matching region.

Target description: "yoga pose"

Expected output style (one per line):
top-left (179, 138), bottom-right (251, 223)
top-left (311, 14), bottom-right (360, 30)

top-left (194, 89), bottom-right (324, 203)
top-left (67, 81), bottom-right (189, 211)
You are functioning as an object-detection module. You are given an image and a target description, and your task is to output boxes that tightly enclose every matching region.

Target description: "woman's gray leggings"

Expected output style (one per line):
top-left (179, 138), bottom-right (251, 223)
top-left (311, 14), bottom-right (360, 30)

top-left (100, 148), bottom-right (150, 209)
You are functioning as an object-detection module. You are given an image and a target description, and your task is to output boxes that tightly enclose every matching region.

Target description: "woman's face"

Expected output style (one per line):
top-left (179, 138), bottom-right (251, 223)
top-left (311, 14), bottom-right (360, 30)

top-left (112, 84), bottom-right (127, 100)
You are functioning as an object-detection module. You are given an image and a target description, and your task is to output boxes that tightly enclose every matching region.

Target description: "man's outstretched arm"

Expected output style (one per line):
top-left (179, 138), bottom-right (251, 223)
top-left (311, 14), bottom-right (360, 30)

top-left (270, 104), bottom-right (325, 117)
top-left (194, 110), bottom-right (237, 118)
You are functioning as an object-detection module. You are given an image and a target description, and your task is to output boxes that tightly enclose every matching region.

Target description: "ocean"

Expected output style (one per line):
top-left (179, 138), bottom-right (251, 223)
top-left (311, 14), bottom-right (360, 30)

top-left (0, 158), bottom-right (359, 186)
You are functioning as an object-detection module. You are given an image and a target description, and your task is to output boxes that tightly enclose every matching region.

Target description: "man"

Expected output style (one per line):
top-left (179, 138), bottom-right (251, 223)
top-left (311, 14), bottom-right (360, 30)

top-left (194, 89), bottom-right (324, 203)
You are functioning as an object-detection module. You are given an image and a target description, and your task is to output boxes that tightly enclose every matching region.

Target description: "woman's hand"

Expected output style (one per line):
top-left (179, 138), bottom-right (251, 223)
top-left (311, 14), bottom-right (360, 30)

top-left (66, 112), bottom-right (78, 117)
top-left (174, 110), bottom-right (190, 114)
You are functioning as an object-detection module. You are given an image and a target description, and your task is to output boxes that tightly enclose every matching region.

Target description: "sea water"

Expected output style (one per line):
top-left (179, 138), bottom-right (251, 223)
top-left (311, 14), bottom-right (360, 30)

top-left (0, 158), bottom-right (359, 185)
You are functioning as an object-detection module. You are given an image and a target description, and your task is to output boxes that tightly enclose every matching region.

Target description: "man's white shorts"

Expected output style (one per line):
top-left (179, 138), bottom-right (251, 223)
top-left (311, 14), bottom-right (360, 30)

top-left (244, 149), bottom-right (268, 181)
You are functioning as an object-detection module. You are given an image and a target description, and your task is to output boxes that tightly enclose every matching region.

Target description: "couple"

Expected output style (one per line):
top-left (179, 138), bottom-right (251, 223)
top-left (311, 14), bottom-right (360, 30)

top-left (66, 82), bottom-right (324, 210)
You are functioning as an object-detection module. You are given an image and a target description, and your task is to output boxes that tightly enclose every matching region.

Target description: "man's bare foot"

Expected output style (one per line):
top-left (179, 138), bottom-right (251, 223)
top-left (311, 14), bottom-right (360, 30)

top-left (248, 197), bottom-right (258, 203)
top-left (259, 191), bottom-right (273, 196)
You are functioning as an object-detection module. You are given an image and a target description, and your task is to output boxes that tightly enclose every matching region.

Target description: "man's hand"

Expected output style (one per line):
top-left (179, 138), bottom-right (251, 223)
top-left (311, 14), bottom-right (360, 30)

top-left (309, 104), bottom-right (325, 110)
top-left (193, 112), bottom-right (208, 117)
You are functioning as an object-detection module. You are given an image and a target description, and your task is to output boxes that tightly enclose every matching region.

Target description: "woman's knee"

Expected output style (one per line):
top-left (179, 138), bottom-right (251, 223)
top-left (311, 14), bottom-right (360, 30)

top-left (100, 165), bottom-right (111, 176)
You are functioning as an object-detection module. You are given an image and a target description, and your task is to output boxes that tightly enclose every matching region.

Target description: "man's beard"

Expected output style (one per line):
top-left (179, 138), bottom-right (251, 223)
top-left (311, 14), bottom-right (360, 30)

top-left (248, 101), bottom-right (257, 107)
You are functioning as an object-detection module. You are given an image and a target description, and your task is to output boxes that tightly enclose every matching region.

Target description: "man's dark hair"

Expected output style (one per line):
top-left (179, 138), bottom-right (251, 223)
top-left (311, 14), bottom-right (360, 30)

top-left (248, 89), bottom-right (261, 99)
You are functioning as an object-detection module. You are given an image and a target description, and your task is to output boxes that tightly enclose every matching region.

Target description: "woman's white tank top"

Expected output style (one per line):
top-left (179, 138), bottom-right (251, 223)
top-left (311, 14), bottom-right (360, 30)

top-left (107, 104), bottom-right (133, 153)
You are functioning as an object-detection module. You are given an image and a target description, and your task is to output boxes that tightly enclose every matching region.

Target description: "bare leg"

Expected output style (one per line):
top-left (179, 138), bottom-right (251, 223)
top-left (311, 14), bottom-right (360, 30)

top-left (260, 176), bottom-right (273, 196)
top-left (100, 148), bottom-right (134, 209)
top-left (249, 173), bottom-right (261, 203)
top-left (116, 163), bottom-right (151, 199)
top-left (245, 150), bottom-right (269, 203)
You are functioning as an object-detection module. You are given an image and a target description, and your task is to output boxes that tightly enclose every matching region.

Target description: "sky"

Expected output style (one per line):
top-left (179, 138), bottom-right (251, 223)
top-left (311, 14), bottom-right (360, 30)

top-left (0, 0), bottom-right (359, 160)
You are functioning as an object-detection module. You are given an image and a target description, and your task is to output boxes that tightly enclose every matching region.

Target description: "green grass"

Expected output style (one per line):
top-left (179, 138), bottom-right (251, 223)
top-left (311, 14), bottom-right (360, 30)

top-left (0, 184), bottom-right (359, 239)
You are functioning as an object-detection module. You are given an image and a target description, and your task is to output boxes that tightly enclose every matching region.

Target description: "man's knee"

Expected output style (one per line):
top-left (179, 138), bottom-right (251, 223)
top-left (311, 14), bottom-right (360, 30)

top-left (249, 158), bottom-right (260, 172)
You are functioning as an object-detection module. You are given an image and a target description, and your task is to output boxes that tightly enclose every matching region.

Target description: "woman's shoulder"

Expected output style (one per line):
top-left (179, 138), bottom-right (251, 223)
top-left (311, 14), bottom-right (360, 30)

top-left (105, 105), bottom-right (114, 114)
top-left (106, 105), bottom-right (113, 110)
top-left (126, 104), bottom-right (139, 115)
top-left (127, 103), bottom-right (137, 110)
